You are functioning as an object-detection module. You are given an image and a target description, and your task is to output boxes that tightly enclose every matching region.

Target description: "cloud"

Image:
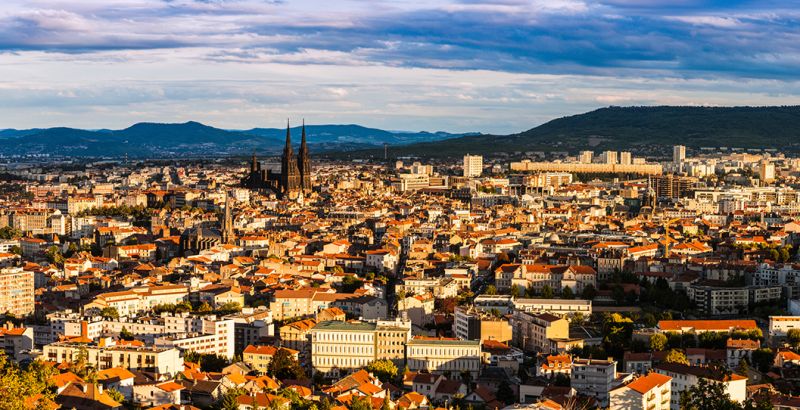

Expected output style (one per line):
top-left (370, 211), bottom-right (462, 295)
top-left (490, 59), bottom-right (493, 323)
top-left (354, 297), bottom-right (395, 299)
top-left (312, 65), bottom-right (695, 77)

top-left (1, 0), bottom-right (800, 132)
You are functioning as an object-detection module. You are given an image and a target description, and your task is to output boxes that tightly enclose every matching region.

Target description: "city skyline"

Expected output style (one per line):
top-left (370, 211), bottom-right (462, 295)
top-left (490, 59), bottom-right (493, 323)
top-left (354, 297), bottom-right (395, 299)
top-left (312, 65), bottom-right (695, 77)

top-left (2, 0), bottom-right (800, 133)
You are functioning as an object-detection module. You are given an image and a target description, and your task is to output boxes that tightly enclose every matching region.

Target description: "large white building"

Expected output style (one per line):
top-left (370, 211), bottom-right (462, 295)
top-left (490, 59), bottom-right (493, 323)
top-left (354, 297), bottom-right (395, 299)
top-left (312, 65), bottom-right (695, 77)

top-left (406, 336), bottom-right (482, 377)
top-left (673, 145), bottom-right (686, 164)
top-left (43, 340), bottom-right (183, 376)
top-left (571, 358), bottom-right (624, 408)
top-left (310, 319), bottom-right (411, 377)
top-left (609, 372), bottom-right (672, 410)
top-left (463, 155), bottom-right (483, 177)
top-left (655, 363), bottom-right (747, 410)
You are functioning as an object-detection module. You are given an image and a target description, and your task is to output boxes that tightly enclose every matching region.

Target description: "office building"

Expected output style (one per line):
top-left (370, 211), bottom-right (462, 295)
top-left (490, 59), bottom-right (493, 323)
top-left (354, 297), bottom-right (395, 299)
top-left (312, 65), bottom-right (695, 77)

top-left (463, 155), bottom-right (483, 177)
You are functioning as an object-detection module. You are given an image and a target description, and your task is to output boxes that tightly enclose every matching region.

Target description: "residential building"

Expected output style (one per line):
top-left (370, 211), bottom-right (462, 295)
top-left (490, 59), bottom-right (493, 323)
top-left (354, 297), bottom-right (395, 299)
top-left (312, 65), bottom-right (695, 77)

top-left (609, 372), bottom-right (672, 410)
top-left (406, 336), bottom-right (482, 377)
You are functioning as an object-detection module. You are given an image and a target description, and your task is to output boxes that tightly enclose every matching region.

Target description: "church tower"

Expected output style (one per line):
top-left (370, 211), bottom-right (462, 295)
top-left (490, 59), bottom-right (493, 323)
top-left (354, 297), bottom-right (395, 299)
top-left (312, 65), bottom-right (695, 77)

top-left (222, 191), bottom-right (234, 244)
top-left (298, 120), bottom-right (312, 192)
top-left (280, 120), bottom-right (302, 193)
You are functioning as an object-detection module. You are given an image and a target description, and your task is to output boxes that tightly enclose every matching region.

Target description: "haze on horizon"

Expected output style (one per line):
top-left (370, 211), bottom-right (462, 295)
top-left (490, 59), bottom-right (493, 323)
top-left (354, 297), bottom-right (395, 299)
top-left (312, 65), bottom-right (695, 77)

top-left (1, 0), bottom-right (799, 134)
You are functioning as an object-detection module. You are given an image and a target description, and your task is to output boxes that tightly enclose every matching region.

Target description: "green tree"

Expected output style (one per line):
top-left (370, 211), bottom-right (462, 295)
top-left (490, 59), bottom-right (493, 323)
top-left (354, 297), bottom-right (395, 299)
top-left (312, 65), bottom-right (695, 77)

top-left (9, 245), bottom-right (21, 256)
top-left (780, 248), bottom-right (791, 262)
top-left (787, 328), bottom-right (800, 347)
top-left (197, 302), bottom-right (213, 313)
top-left (268, 348), bottom-right (306, 381)
top-left (581, 284), bottom-right (597, 300)
top-left (510, 285), bottom-right (520, 298)
top-left (341, 275), bottom-right (364, 293)
top-left (217, 387), bottom-right (247, 410)
top-left (562, 286), bottom-right (575, 299)
top-left (0, 354), bottom-right (57, 410)
top-left (350, 395), bottom-right (372, 410)
top-left (119, 326), bottom-right (134, 341)
top-left (366, 359), bottom-right (398, 383)
top-left (45, 245), bottom-right (64, 265)
top-left (664, 349), bottom-right (689, 365)
top-left (680, 377), bottom-right (742, 410)
top-left (216, 302), bottom-right (242, 315)
top-left (106, 387), bottom-right (125, 404)
top-left (737, 358), bottom-right (750, 376)
top-left (751, 348), bottom-right (774, 372)
top-left (100, 307), bottom-right (119, 319)
top-left (541, 285), bottom-right (553, 299)
top-left (650, 333), bottom-right (668, 351)
top-left (496, 380), bottom-right (515, 405)
top-left (484, 285), bottom-right (497, 295)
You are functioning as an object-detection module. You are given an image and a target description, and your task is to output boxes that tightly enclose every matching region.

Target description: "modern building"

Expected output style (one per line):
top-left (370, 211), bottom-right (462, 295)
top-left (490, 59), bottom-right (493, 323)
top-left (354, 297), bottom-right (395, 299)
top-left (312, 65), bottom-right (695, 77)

top-left (43, 340), bottom-right (183, 376)
top-left (673, 145), bottom-right (686, 165)
top-left (0, 267), bottom-right (34, 317)
top-left (571, 358), bottom-right (621, 408)
top-left (453, 306), bottom-right (512, 343)
top-left (654, 363), bottom-right (747, 410)
top-left (609, 372), bottom-right (672, 410)
top-left (406, 336), bottom-right (482, 377)
top-left (511, 311), bottom-right (569, 354)
top-left (463, 155), bottom-right (483, 177)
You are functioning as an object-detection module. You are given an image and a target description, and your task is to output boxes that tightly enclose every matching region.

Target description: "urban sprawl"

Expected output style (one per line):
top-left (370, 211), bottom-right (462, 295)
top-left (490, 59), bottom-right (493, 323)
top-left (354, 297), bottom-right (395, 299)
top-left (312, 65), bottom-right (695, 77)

top-left (3, 132), bottom-right (800, 410)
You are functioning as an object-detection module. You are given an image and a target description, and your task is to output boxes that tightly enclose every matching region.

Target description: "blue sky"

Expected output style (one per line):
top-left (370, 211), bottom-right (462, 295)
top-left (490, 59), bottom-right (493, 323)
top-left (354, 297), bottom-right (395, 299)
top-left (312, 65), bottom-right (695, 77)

top-left (1, 0), bottom-right (799, 133)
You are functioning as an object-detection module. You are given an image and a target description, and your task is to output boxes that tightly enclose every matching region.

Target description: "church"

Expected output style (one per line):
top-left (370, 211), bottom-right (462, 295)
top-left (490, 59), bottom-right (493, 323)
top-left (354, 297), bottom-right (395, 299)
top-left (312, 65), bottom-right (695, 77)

top-left (243, 120), bottom-right (312, 197)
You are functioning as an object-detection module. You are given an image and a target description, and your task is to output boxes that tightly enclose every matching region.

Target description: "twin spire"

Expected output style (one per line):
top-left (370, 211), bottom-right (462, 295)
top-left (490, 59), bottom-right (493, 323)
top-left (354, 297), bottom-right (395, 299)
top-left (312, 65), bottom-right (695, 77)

top-left (284, 119), bottom-right (308, 155)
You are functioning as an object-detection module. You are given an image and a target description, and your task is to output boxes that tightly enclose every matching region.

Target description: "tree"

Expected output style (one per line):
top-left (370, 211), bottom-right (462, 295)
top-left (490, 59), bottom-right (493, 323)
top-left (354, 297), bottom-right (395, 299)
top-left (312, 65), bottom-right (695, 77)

top-left (100, 307), bottom-right (119, 320)
top-left (216, 302), bottom-right (242, 315)
top-left (664, 349), bottom-right (689, 365)
top-left (780, 247), bottom-right (791, 262)
top-left (680, 377), bottom-right (742, 410)
top-left (788, 328), bottom-right (800, 347)
top-left (119, 326), bottom-right (134, 341)
top-left (45, 245), bottom-right (64, 265)
top-left (197, 302), bottom-right (213, 313)
top-left (562, 286), bottom-right (575, 299)
top-left (217, 387), bottom-right (247, 410)
top-left (106, 387), bottom-right (125, 404)
top-left (581, 284), bottom-right (597, 300)
top-left (341, 275), bottom-right (364, 293)
top-left (496, 380), bottom-right (515, 405)
top-left (268, 348), bottom-right (306, 381)
top-left (541, 285), bottom-right (554, 299)
top-left (510, 285), bottom-right (520, 298)
top-left (0, 354), bottom-right (58, 410)
top-left (366, 359), bottom-right (398, 383)
top-left (737, 358), bottom-right (750, 376)
top-left (350, 396), bottom-right (373, 410)
top-left (751, 348), bottom-right (774, 373)
top-left (769, 248), bottom-right (780, 261)
top-left (484, 285), bottom-right (497, 295)
top-left (650, 333), bottom-right (668, 351)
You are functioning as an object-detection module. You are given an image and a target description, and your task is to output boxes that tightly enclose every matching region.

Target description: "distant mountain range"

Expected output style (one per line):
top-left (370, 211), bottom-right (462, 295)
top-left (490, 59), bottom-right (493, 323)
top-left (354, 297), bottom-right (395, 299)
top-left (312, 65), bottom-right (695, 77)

top-left (0, 122), bottom-right (478, 157)
top-left (340, 106), bottom-right (800, 158)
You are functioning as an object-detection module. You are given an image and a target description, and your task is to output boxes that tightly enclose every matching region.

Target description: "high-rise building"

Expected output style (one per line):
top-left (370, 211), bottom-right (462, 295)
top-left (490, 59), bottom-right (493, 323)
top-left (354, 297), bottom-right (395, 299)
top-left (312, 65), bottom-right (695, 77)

top-left (759, 160), bottom-right (775, 183)
top-left (0, 267), bottom-right (34, 317)
top-left (579, 150), bottom-right (593, 164)
top-left (619, 151), bottom-right (632, 165)
top-left (673, 145), bottom-right (686, 164)
top-left (602, 151), bottom-right (618, 165)
top-left (463, 155), bottom-right (483, 177)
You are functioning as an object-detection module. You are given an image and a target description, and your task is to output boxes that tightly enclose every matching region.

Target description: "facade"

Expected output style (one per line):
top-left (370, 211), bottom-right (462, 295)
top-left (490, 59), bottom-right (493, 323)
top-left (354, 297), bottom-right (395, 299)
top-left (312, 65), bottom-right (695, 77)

top-left (406, 337), bottom-right (482, 377)
top-left (513, 298), bottom-right (592, 317)
top-left (463, 155), bottom-right (483, 177)
top-left (242, 122), bottom-right (312, 197)
top-left (571, 358), bottom-right (619, 408)
top-left (610, 372), bottom-right (672, 410)
top-left (510, 311), bottom-right (569, 354)
top-left (453, 306), bottom-right (512, 343)
top-left (309, 319), bottom-right (411, 377)
top-left (43, 341), bottom-right (183, 375)
top-left (0, 267), bottom-right (34, 317)
top-left (654, 363), bottom-right (747, 410)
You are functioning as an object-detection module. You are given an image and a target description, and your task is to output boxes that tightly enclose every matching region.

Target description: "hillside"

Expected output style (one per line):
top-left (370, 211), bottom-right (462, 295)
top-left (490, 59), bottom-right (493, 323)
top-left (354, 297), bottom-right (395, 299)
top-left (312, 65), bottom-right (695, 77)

top-left (337, 106), bottom-right (800, 158)
top-left (0, 122), bottom-right (472, 157)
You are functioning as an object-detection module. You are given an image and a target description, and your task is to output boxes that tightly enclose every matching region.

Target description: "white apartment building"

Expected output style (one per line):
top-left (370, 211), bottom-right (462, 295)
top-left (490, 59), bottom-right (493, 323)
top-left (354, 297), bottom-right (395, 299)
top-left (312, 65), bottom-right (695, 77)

top-left (513, 298), bottom-right (592, 317)
top-left (673, 145), bottom-right (686, 164)
top-left (609, 372), bottom-right (672, 410)
top-left (43, 340), bottom-right (183, 376)
top-left (655, 363), bottom-right (747, 410)
top-left (463, 155), bottom-right (483, 177)
top-left (84, 285), bottom-right (189, 318)
top-left (406, 337), bottom-right (482, 377)
top-left (0, 267), bottom-right (34, 317)
top-left (310, 320), bottom-right (411, 377)
top-left (768, 316), bottom-right (800, 338)
top-left (571, 358), bottom-right (622, 408)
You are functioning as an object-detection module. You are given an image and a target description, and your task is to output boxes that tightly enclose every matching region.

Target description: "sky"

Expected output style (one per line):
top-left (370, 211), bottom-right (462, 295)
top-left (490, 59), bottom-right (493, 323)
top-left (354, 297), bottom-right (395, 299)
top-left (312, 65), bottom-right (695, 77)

top-left (1, 0), bottom-right (799, 134)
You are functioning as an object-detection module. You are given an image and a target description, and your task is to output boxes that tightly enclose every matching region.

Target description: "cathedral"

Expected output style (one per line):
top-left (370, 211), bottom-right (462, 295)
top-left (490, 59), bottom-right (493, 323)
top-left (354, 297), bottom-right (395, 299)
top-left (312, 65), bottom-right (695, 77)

top-left (243, 120), bottom-right (312, 197)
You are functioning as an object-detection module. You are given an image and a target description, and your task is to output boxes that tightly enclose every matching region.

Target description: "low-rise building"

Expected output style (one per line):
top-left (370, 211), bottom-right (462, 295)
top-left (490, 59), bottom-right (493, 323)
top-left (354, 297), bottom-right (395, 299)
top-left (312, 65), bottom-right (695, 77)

top-left (406, 336), bottom-right (482, 378)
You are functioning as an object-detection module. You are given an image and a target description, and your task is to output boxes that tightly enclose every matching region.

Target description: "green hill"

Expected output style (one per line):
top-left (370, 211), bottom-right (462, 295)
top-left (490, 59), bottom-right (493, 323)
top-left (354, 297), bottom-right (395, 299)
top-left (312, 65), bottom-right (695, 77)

top-left (337, 106), bottom-right (800, 158)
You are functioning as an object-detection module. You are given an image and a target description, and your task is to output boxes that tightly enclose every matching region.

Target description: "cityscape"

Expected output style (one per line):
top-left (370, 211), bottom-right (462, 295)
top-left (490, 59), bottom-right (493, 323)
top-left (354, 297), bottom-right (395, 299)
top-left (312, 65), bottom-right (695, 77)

top-left (3, 1), bottom-right (800, 410)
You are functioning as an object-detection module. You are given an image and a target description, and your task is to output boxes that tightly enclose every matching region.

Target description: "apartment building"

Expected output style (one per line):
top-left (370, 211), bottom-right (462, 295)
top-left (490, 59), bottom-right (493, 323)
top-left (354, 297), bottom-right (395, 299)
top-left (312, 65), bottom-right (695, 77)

top-left (84, 285), bottom-right (189, 318)
top-left (243, 345), bottom-right (299, 374)
top-left (654, 363), bottom-right (747, 410)
top-left (0, 267), bottom-right (35, 317)
top-left (768, 316), bottom-right (800, 339)
top-left (511, 311), bottom-right (569, 354)
top-left (453, 305), bottom-right (512, 343)
top-left (279, 318), bottom-right (316, 359)
top-left (571, 358), bottom-right (622, 408)
top-left (463, 155), bottom-right (483, 177)
top-left (270, 289), bottom-right (387, 321)
top-left (513, 298), bottom-right (592, 317)
top-left (656, 320), bottom-right (759, 334)
top-left (406, 337), bottom-right (482, 378)
top-left (310, 319), bottom-right (411, 377)
top-left (43, 340), bottom-right (183, 375)
top-left (687, 283), bottom-right (781, 315)
top-left (494, 264), bottom-right (596, 295)
top-left (609, 372), bottom-right (672, 410)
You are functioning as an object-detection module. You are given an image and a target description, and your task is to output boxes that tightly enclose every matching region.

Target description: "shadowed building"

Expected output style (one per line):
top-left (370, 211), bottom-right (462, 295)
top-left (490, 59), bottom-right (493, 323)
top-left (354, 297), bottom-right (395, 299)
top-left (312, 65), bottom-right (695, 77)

top-left (243, 120), bottom-right (312, 197)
